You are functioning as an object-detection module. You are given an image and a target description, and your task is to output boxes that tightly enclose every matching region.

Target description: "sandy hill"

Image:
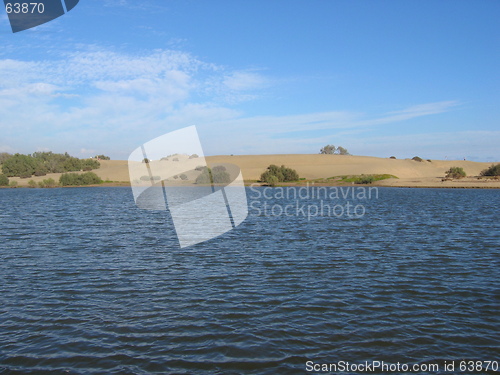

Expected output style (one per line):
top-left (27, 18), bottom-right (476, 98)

top-left (6, 155), bottom-right (499, 188)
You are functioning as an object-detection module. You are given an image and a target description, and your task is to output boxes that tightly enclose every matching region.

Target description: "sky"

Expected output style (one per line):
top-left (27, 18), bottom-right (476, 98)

top-left (0, 0), bottom-right (498, 161)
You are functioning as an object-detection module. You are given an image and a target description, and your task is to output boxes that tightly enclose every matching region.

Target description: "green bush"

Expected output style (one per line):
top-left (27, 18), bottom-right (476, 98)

top-left (2, 151), bottom-right (101, 177)
top-left (1, 154), bottom-right (38, 177)
top-left (412, 156), bottom-right (423, 162)
top-left (179, 174), bottom-right (188, 180)
top-left (260, 164), bottom-right (299, 183)
top-left (9, 181), bottom-right (18, 187)
top-left (211, 166), bottom-right (230, 184)
top-left (480, 164), bottom-right (500, 177)
top-left (353, 175), bottom-right (375, 184)
top-left (0, 153), bottom-right (12, 164)
top-left (265, 175), bottom-right (279, 187)
top-left (63, 157), bottom-right (82, 172)
top-left (81, 159), bottom-right (100, 171)
top-left (34, 165), bottom-right (48, 176)
top-left (38, 178), bottom-right (57, 188)
top-left (445, 167), bottom-right (466, 179)
top-left (0, 174), bottom-right (9, 186)
top-left (28, 180), bottom-right (37, 188)
top-left (195, 168), bottom-right (212, 184)
top-left (60, 172), bottom-right (102, 186)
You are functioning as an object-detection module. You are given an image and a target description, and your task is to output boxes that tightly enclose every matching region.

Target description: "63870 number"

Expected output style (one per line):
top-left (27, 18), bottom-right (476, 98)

top-left (5, 3), bottom-right (45, 14)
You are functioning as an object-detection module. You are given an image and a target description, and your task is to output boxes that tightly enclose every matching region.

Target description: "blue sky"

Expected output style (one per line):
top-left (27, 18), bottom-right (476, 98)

top-left (0, 0), bottom-right (498, 161)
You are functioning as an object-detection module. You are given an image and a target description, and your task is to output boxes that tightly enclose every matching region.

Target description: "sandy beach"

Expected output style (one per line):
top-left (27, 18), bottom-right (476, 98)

top-left (5, 155), bottom-right (500, 188)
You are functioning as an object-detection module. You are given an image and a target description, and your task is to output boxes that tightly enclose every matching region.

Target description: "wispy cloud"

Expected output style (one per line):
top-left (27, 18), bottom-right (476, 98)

top-left (1, 45), bottom-right (493, 160)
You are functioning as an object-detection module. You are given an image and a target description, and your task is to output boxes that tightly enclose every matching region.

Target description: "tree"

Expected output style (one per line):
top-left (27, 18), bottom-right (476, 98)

top-left (81, 159), bottom-right (100, 171)
top-left (0, 174), bottom-right (9, 186)
top-left (445, 167), bottom-right (466, 179)
top-left (212, 166), bottom-right (230, 184)
top-left (480, 164), bottom-right (500, 177)
top-left (260, 164), bottom-right (299, 183)
top-left (94, 154), bottom-right (110, 160)
top-left (0, 153), bottom-right (12, 164)
top-left (195, 168), bottom-right (212, 184)
top-left (34, 165), bottom-right (48, 176)
top-left (336, 146), bottom-right (350, 155)
top-left (320, 144), bottom-right (350, 155)
top-left (63, 157), bottom-right (82, 172)
top-left (1, 154), bottom-right (39, 177)
top-left (320, 145), bottom-right (336, 154)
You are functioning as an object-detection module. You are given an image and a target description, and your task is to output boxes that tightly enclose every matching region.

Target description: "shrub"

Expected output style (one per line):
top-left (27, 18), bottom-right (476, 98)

top-left (389, 156), bottom-right (396, 159)
top-left (412, 156), bottom-right (423, 162)
top-left (179, 174), bottom-right (188, 180)
top-left (1, 154), bottom-right (38, 177)
top-left (427, 159), bottom-right (432, 162)
top-left (42, 178), bottom-right (57, 188)
top-left (0, 152), bottom-right (12, 164)
top-left (265, 175), bottom-right (279, 187)
top-left (37, 179), bottom-right (58, 188)
top-left (81, 159), bottom-right (100, 171)
top-left (445, 167), bottom-right (466, 179)
top-left (195, 168), bottom-right (212, 184)
top-left (63, 157), bottom-right (82, 172)
top-left (212, 167), bottom-right (230, 184)
top-left (28, 180), bottom-right (37, 188)
top-left (60, 172), bottom-right (102, 186)
top-left (189, 154), bottom-right (199, 159)
top-left (34, 165), bottom-right (48, 176)
top-left (354, 175), bottom-right (375, 184)
top-left (0, 174), bottom-right (9, 186)
top-left (260, 164), bottom-right (299, 183)
top-left (480, 164), bottom-right (500, 177)
top-left (9, 181), bottom-right (18, 187)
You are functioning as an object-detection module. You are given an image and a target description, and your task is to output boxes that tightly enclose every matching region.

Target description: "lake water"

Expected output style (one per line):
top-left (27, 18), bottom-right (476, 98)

top-left (0, 187), bottom-right (499, 374)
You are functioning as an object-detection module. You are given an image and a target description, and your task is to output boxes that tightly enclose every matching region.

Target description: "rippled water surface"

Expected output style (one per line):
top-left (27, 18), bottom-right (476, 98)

top-left (0, 187), bottom-right (499, 374)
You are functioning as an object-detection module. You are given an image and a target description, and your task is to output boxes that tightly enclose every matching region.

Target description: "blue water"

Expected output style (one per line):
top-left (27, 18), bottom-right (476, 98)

top-left (0, 187), bottom-right (499, 374)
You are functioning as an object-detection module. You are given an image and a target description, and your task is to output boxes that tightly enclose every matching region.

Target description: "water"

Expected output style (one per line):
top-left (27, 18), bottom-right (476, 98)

top-left (0, 187), bottom-right (499, 374)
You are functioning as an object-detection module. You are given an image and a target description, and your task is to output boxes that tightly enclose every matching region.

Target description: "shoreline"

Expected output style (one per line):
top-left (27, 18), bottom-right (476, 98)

top-left (2, 180), bottom-right (499, 189)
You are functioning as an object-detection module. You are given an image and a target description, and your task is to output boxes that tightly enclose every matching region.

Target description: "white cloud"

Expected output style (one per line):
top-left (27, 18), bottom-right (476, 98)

top-left (0, 46), bottom-right (494, 161)
top-left (223, 71), bottom-right (268, 91)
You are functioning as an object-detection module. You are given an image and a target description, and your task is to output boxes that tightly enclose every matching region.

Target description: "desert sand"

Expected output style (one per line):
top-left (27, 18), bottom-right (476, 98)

top-left (5, 155), bottom-right (500, 188)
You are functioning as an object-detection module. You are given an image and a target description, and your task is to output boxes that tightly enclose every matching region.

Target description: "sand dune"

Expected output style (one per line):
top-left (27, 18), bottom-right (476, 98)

top-left (6, 155), bottom-right (499, 188)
